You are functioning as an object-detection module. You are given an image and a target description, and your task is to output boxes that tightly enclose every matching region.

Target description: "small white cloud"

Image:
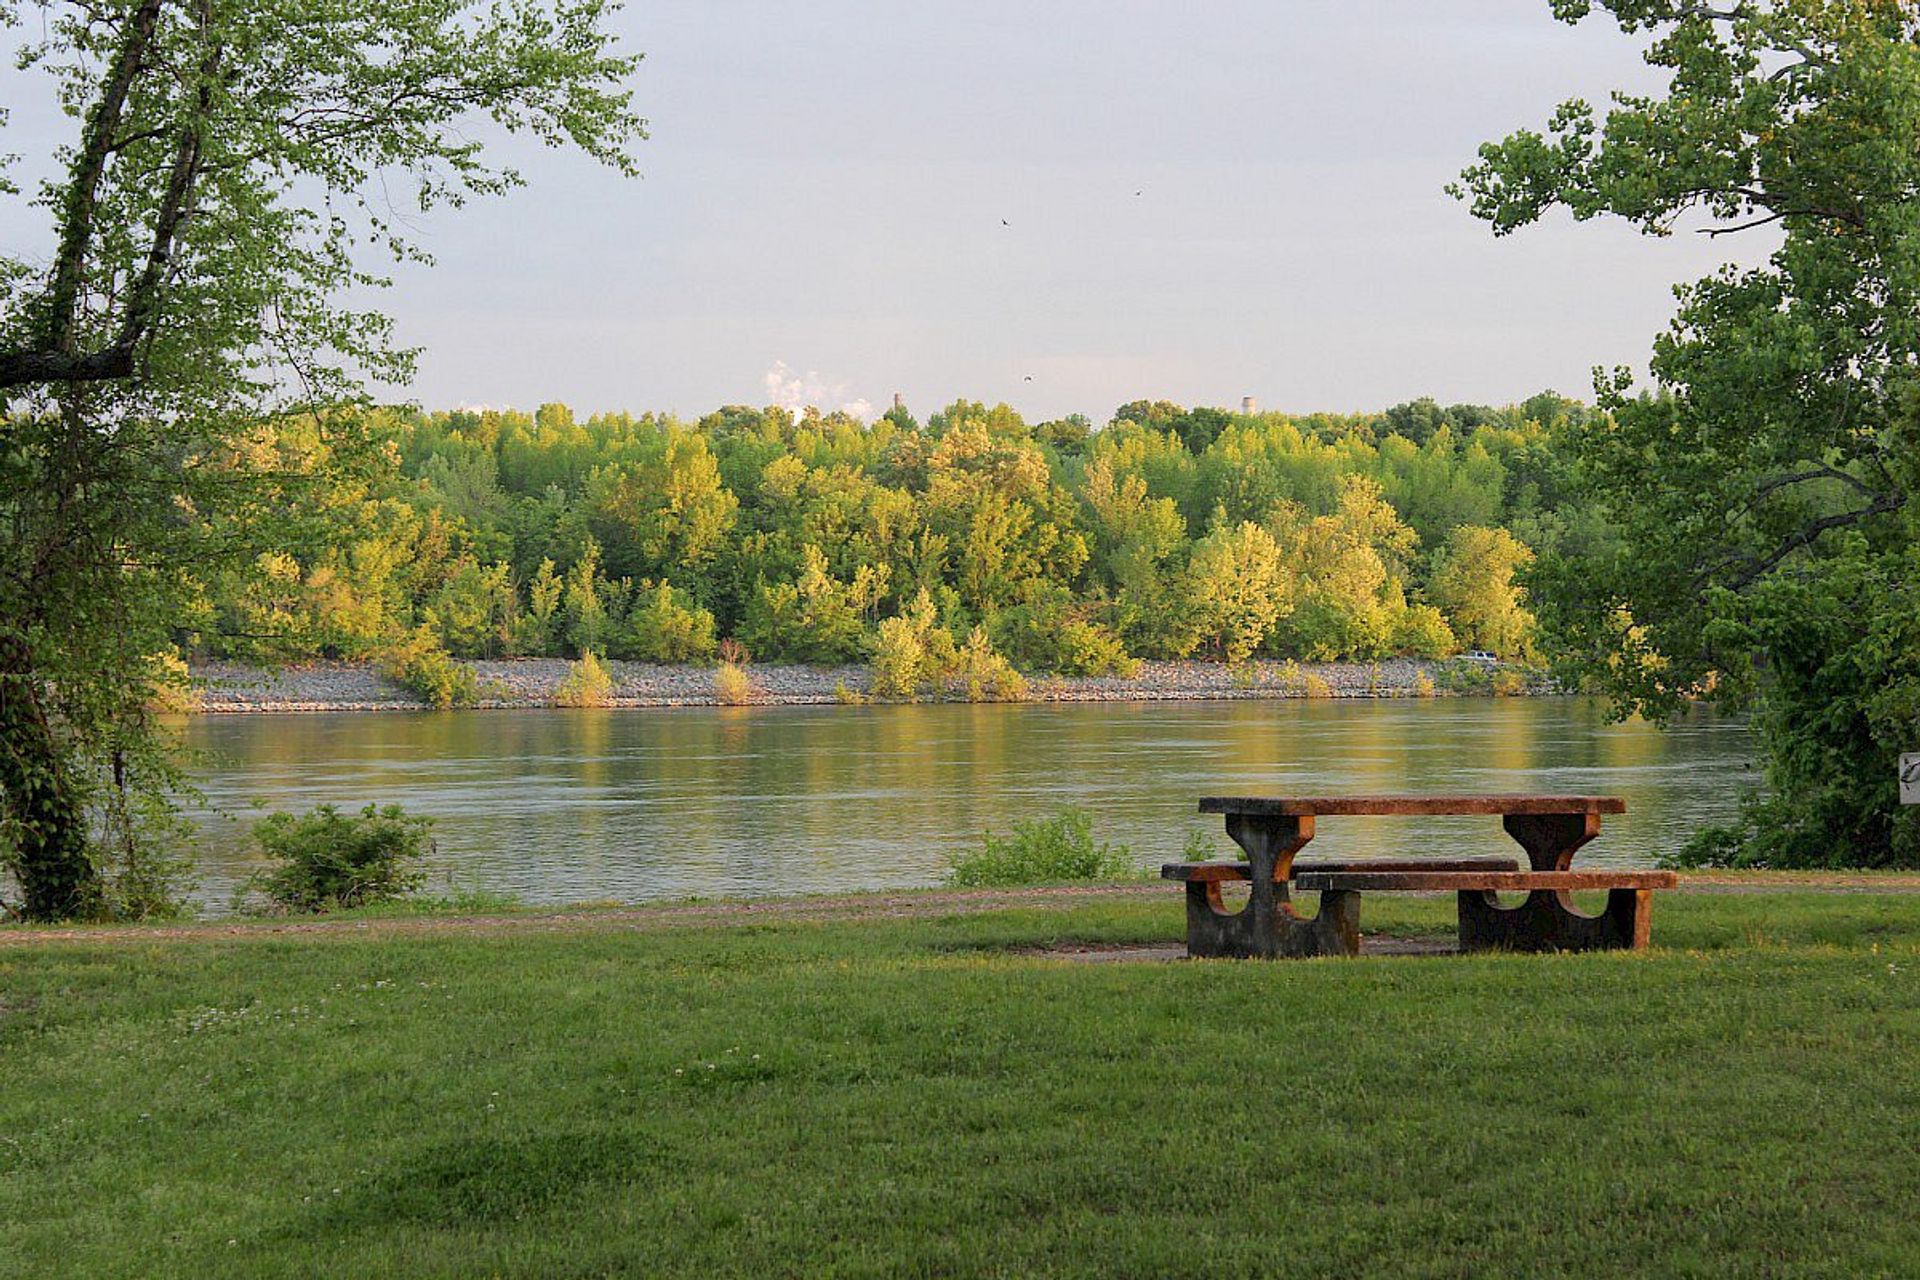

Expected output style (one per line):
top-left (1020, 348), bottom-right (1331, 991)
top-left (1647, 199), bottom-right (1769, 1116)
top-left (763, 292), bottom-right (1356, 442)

top-left (762, 360), bottom-right (874, 420)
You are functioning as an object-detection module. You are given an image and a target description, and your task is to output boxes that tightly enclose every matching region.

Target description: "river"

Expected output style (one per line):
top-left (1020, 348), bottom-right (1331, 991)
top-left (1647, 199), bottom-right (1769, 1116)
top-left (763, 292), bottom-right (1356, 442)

top-left (174, 697), bottom-right (1753, 911)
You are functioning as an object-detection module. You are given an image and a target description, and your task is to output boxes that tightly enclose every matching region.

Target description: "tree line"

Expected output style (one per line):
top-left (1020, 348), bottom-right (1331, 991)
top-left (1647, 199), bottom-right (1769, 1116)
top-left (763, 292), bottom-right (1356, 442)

top-left (190, 393), bottom-right (1606, 679)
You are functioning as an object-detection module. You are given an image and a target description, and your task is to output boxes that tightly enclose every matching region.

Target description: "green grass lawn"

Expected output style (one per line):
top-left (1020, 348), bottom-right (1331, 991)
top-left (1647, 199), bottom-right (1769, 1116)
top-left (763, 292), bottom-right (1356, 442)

top-left (3, 891), bottom-right (1918, 1278)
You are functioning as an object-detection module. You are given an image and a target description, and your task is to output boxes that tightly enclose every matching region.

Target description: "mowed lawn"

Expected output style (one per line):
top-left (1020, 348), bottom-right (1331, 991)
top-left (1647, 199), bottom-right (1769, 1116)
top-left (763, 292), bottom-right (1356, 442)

top-left (2, 891), bottom-right (1918, 1278)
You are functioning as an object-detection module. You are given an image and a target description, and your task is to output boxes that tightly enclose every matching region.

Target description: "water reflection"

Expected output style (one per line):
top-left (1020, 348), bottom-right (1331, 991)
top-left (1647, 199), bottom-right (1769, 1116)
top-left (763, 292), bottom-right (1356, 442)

top-left (178, 698), bottom-right (1753, 912)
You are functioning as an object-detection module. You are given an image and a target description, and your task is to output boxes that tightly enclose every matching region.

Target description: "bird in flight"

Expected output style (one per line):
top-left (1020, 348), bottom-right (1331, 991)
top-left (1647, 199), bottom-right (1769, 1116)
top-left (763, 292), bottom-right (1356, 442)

top-left (1023, 375), bottom-right (1034, 382)
top-left (1001, 218), bottom-right (1010, 227)
top-left (1134, 189), bottom-right (1143, 196)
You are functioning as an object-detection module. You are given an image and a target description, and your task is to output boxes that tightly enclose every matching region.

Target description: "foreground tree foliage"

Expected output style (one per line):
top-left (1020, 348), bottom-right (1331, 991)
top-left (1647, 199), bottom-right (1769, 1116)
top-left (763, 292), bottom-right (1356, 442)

top-left (1456, 0), bottom-right (1920, 866)
top-left (0, 0), bottom-right (643, 919)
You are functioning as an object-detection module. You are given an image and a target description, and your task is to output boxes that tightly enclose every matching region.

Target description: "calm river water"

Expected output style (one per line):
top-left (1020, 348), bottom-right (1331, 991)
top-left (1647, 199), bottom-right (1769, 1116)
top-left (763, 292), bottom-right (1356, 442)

top-left (177, 698), bottom-right (1752, 911)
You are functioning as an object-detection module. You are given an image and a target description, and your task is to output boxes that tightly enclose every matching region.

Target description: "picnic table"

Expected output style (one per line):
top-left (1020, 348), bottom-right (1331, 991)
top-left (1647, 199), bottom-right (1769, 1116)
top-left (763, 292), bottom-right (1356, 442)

top-left (1161, 795), bottom-right (1676, 958)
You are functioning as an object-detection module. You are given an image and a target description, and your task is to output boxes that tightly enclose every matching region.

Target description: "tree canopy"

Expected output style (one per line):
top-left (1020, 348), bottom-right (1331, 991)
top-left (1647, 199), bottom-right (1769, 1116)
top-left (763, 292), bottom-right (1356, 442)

top-left (0, 0), bottom-right (644, 918)
top-left (1456, 0), bottom-right (1920, 866)
top-left (176, 396), bottom-right (1588, 682)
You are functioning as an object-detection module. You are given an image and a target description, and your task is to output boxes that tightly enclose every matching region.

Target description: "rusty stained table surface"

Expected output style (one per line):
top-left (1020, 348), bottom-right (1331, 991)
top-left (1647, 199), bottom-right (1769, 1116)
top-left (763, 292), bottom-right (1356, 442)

top-left (1197, 795), bottom-right (1627, 817)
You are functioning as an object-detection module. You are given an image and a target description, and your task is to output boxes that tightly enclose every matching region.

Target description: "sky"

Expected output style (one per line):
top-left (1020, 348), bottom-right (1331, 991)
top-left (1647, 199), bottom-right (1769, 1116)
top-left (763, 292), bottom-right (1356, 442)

top-left (2, 0), bottom-right (1775, 422)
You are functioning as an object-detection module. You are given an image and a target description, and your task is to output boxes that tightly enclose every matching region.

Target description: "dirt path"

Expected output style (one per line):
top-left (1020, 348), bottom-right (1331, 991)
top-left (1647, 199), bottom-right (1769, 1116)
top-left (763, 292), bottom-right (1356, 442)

top-left (5, 874), bottom-right (1920, 949)
top-left (0, 884), bottom-right (1162, 948)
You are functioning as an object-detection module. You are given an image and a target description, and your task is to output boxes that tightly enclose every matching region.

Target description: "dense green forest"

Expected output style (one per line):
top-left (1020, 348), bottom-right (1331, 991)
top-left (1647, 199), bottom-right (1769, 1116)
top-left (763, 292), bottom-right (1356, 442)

top-left (190, 393), bottom-right (1610, 679)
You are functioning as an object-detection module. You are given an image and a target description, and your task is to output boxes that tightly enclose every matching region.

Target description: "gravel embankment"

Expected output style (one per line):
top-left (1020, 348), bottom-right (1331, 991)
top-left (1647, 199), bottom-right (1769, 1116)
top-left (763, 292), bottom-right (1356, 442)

top-left (190, 657), bottom-right (1531, 713)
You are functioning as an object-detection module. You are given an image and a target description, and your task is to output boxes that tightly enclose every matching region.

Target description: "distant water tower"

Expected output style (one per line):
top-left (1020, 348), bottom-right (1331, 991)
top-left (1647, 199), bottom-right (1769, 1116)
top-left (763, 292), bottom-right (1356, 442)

top-left (892, 392), bottom-right (904, 410)
top-left (1241, 396), bottom-right (1258, 415)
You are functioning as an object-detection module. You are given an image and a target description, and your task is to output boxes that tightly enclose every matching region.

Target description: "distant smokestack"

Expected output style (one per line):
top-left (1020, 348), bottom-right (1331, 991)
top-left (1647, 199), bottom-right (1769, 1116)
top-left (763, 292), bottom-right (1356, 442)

top-left (892, 392), bottom-right (904, 410)
top-left (1241, 396), bottom-right (1257, 415)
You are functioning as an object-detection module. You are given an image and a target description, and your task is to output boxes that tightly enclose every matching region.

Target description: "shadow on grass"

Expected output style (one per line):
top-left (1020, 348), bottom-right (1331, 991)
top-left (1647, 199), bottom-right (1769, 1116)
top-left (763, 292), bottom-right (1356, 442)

top-left (300, 1130), bottom-right (662, 1232)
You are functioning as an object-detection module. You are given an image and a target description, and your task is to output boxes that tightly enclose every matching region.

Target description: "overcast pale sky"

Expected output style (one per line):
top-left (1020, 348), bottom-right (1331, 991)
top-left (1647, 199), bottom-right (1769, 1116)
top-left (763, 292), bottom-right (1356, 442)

top-left (5, 1), bottom-right (1773, 421)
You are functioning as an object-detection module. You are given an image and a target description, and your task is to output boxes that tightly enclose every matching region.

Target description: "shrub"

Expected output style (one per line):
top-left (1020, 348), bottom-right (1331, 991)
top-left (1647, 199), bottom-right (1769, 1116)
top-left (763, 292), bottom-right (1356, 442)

top-left (1491, 669), bottom-right (1528, 696)
top-left (554, 650), bottom-right (616, 707)
top-left (248, 803), bottom-right (433, 912)
top-left (384, 627), bottom-right (482, 708)
top-left (946, 808), bottom-right (1136, 887)
top-left (714, 661), bottom-right (754, 705)
top-left (868, 589), bottom-right (962, 700)
top-left (989, 592), bottom-right (1139, 678)
top-left (1413, 671), bottom-right (1438, 698)
top-left (1054, 619), bottom-right (1140, 678)
top-left (832, 679), bottom-right (868, 704)
top-left (1434, 658), bottom-right (1495, 694)
top-left (144, 649), bottom-right (199, 714)
top-left (1302, 673), bottom-right (1334, 698)
top-left (738, 547), bottom-right (885, 663)
top-left (624, 581), bottom-right (717, 664)
top-left (953, 627), bottom-right (1027, 703)
top-left (93, 765), bottom-right (196, 921)
top-left (1181, 827), bottom-right (1228, 862)
top-left (869, 614), bottom-right (928, 699)
top-left (1389, 603), bottom-right (1457, 659)
top-left (717, 637), bottom-right (750, 666)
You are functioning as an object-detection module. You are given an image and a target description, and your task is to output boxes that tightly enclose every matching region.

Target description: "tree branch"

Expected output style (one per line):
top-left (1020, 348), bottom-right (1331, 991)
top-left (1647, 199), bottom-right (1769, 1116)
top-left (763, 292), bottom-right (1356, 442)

top-left (1728, 490), bottom-right (1909, 591)
top-left (1700, 210), bottom-right (1791, 237)
top-left (114, 7), bottom-right (222, 360)
top-left (0, 1), bottom-right (224, 393)
top-left (1750, 463), bottom-right (1882, 503)
top-left (38, 0), bottom-right (166, 354)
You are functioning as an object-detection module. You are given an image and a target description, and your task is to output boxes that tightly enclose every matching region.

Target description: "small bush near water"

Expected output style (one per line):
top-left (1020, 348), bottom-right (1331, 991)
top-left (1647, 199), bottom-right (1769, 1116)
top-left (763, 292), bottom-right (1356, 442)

top-left (245, 803), bottom-right (434, 912)
top-left (714, 661), bottom-right (754, 705)
top-left (946, 808), bottom-right (1136, 887)
top-left (554, 651), bottom-right (616, 707)
top-left (384, 627), bottom-right (483, 708)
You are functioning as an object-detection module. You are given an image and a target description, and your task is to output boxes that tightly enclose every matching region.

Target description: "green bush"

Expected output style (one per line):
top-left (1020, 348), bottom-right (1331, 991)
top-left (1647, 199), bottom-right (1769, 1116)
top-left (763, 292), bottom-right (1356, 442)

top-left (247, 803), bottom-right (434, 912)
top-left (869, 615), bottom-right (929, 699)
top-left (953, 627), bottom-right (1027, 703)
top-left (989, 592), bottom-right (1139, 677)
top-left (946, 808), bottom-right (1135, 887)
top-left (1050, 618), bottom-right (1140, 678)
top-left (384, 628), bottom-right (482, 708)
top-left (1181, 827), bottom-right (1228, 861)
top-left (714, 661), bottom-right (754, 705)
top-left (868, 589), bottom-right (961, 700)
top-left (738, 546), bottom-right (883, 663)
top-left (1390, 603), bottom-right (1457, 659)
top-left (554, 650), bottom-right (616, 707)
top-left (144, 648), bottom-right (199, 713)
top-left (1433, 658), bottom-right (1495, 694)
top-left (1666, 548), bottom-right (1920, 870)
top-left (624, 581), bottom-right (717, 664)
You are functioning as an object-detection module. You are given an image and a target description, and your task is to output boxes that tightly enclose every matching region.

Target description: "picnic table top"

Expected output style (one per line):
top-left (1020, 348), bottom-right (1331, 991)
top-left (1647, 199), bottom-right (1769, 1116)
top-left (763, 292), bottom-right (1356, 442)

top-left (1198, 795), bottom-right (1627, 817)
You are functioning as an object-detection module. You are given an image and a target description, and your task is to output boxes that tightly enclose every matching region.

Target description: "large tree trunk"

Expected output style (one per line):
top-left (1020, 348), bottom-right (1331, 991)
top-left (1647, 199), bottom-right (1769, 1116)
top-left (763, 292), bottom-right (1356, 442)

top-left (0, 634), bottom-right (98, 920)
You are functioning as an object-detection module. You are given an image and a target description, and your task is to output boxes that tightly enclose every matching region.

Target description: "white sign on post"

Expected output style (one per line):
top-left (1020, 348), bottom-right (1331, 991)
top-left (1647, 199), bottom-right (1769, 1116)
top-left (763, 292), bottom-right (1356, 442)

top-left (1902, 754), bottom-right (1920, 806)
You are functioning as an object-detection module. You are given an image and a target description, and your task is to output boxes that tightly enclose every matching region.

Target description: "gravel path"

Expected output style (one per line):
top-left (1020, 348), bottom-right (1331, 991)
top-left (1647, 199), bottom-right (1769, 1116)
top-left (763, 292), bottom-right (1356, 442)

top-left (190, 657), bottom-right (1519, 712)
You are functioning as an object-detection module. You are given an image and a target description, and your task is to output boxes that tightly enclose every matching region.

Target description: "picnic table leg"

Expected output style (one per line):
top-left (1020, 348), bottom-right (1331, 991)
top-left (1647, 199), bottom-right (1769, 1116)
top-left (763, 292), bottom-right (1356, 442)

top-left (1458, 812), bottom-right (1651, 952)
top-left (1181, 814), bottom-right (1359, 959)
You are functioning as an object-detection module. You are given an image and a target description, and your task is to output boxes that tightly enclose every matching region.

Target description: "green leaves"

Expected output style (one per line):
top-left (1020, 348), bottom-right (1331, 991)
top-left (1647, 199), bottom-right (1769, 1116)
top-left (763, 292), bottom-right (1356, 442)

top-left (1465, 2), bottom-right (1920, 865)
top-left (0, 0), bottom-right (643, 916)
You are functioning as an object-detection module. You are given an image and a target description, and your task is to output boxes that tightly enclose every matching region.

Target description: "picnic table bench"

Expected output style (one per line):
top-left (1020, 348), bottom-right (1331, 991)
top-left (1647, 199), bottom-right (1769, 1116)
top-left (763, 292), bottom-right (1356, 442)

top-left (1162, 795), bottom-right (1676, 958)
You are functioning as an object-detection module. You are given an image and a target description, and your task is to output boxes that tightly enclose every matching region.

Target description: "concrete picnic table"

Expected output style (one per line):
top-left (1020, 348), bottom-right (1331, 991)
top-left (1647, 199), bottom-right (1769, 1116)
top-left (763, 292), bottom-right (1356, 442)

top-left (1163, 795), bottom-right (1675, 958)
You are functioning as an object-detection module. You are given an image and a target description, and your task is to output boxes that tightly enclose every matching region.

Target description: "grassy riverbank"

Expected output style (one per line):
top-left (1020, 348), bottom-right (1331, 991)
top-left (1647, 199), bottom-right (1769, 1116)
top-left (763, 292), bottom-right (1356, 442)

top-left (4, 890), bottom-right (1917, 1277)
